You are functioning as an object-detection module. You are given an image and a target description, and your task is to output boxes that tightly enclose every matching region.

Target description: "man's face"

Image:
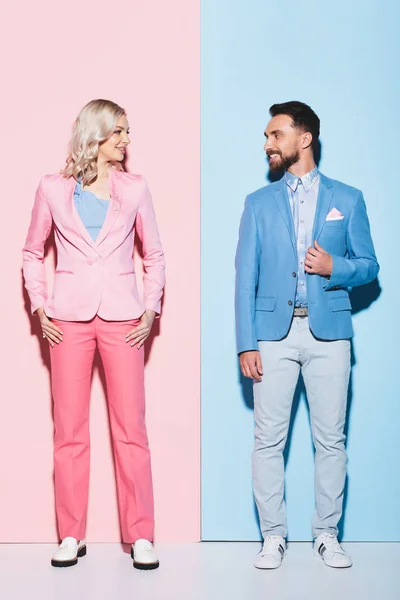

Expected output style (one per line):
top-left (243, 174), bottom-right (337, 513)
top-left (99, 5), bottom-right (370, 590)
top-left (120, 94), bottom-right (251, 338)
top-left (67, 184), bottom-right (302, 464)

top-left (264, 114), bottom-right (302, 172)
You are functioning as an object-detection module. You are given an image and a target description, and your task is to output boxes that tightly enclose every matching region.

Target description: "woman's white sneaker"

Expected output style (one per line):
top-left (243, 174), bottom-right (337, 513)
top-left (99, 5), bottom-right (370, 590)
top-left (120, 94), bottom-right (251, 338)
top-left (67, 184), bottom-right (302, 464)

top-left (51, 537), bottom-right (87, 567)
top-left (254, 536), bottom-right (286, 569)
top-left (131, 539), bottom-right (159, 570)
top-left (314, 533), bottom-right (352, 568)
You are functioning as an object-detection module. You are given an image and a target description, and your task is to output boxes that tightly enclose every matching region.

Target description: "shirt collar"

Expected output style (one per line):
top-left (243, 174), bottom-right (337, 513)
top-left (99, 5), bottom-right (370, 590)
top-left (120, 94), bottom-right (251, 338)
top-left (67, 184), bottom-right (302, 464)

top-left (285, 167), bottom-right (319, 193)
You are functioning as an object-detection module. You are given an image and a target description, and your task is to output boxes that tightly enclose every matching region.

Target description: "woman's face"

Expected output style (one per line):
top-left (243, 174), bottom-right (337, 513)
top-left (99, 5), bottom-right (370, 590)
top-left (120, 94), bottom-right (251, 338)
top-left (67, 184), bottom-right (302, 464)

top-left (98, 114), bottom-right (131, 164)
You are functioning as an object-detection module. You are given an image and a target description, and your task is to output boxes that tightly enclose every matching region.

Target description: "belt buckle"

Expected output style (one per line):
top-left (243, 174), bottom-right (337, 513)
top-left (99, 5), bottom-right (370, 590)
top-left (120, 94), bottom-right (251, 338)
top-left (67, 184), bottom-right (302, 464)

top-left (294, 306), bottom-right (308, 318)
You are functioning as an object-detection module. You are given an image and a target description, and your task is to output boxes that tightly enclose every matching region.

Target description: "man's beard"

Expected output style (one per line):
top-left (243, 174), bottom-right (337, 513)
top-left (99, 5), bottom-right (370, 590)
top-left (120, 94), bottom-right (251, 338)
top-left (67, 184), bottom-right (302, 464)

top-left (268, 150), bottom-right (300, 172)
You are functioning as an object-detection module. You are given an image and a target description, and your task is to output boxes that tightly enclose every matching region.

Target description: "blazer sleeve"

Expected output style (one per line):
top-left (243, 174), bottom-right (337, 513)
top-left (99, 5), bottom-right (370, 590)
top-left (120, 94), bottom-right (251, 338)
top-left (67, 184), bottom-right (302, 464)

top-left (235, 196), bottom-right (260, 354)
top-left (135, 179), bottom-right (165, 316)
top-left (22, 177), bottom-right (53, 314)
top-left (325, 191), bottom-right (380, 290)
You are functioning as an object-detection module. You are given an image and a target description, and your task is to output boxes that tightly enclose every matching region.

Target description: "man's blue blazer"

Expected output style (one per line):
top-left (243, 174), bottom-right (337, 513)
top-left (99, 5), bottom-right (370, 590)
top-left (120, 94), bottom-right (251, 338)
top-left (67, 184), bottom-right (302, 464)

top-left (235, 173), bottom-right (379, 354)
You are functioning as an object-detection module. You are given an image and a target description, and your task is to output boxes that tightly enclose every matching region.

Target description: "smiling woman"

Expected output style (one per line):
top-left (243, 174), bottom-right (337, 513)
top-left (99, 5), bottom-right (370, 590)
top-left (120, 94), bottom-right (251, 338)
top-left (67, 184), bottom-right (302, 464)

top-left (22, 98), bottom-right (165, 570)
top-left (62, 99), bottom-right (128, 186)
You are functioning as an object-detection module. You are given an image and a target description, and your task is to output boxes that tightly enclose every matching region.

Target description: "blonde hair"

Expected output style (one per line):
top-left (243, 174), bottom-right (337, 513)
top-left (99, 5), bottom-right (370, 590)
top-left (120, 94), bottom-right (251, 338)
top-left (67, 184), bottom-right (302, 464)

top-left (61, 99), bottom-right (126, 185)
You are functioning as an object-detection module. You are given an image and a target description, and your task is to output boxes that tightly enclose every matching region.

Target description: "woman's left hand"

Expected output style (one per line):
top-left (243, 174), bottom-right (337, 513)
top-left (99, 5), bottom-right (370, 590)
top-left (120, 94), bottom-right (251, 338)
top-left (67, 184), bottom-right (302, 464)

top-left (126, 310), bottom-right (156, 349)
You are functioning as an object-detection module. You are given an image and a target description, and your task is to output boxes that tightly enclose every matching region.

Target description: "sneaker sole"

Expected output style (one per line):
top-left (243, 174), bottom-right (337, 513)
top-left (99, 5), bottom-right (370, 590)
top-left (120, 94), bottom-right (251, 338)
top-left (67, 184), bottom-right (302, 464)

top-left (51, 544), bottom-right (87, 568)
top-left (131, 547), bottom-right (160, 570)
top-left (254, 563), bottom-right (282, 570)
top-left (133, 561), bottom-right (160, 570)
top-left (313, 549), bottom-right (352, 568)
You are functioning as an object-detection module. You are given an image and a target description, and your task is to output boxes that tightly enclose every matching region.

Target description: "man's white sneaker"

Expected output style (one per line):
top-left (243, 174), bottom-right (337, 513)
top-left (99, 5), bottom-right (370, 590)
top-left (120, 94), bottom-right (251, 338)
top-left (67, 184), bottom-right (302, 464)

top-left (131, 539), bottom-right (159, 570)
top-left (51, 537), bottom-right (86, 567)
top-left (254, 536), bottom-right (286, 569)
top-left (314, 533), bottom-right (352, 568)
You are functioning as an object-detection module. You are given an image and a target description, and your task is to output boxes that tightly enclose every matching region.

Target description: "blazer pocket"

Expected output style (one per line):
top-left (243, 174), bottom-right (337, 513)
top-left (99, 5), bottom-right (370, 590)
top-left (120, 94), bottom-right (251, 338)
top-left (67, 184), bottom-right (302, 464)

top-left (119, 270), bottom-right (135, 276)
top-left (55, 270), bottom-right (74, 275)
top-left (328, 296), bottom-right (352, 312)
top-left (255, 296), bottom-right (276, 311)
top-left (323, 219), bottom-right (345, 228)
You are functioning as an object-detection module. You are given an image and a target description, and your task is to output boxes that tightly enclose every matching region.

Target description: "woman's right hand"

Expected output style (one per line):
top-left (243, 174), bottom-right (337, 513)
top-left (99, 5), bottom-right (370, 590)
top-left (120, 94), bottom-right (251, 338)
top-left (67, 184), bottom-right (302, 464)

top-left (37, 307), bottom-right (63, 347)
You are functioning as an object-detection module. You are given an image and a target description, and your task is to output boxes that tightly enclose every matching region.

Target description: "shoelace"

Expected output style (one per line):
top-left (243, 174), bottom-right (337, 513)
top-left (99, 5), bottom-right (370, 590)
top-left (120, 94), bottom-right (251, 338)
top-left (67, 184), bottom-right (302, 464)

top-left (261, 536), bottom-right (283, 555)
top-left (319, 534), bottom-right (345, 556)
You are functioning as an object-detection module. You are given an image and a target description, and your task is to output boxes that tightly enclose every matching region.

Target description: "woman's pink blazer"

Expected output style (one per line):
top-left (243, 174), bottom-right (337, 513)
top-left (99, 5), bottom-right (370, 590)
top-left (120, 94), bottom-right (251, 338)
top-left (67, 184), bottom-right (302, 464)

top-left (22, 168), bottom-right (165, 321)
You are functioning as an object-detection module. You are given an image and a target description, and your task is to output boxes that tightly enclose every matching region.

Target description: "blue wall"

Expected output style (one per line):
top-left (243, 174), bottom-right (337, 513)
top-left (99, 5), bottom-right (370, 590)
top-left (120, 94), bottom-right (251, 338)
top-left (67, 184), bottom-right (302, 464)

top-left (201, 0), bottom-right (400, 541)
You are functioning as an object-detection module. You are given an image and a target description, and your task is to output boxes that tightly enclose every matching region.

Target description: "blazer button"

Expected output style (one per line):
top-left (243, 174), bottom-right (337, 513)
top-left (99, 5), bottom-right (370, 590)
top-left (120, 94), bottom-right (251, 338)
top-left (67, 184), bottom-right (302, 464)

top-left (288, 300), bottom-right (293, 306)
top-left (292, 272), bottom-right (297, 278)
top-left (113, 204), bottom-right (118, 211)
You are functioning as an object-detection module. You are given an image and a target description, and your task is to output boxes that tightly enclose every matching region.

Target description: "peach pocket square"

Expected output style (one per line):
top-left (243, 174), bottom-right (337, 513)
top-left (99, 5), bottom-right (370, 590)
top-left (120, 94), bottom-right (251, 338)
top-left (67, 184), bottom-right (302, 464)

top-left (326, 208), bottom-right (344, 221)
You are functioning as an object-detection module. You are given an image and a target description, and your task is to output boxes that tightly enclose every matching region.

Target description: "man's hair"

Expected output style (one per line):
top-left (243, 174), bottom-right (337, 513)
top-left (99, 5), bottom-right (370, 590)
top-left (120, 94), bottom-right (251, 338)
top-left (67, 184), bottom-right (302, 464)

top-left (269, 101), bottom-right (320, 152)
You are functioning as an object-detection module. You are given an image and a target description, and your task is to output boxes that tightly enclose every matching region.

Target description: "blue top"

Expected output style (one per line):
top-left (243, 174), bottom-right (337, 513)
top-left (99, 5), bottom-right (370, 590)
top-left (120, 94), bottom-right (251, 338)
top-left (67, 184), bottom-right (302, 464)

top-left (74, 180), bottom-right (110, 241)
top-left (284, 167), bottom-right (320, 307)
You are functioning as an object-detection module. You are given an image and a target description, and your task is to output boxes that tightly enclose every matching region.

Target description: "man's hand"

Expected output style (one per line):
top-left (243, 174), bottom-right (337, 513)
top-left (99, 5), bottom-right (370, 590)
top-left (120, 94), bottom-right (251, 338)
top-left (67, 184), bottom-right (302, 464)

top-left (305, 240), bottom-right (333, 277)
top-left (239, 351), bottom-right (263, 382)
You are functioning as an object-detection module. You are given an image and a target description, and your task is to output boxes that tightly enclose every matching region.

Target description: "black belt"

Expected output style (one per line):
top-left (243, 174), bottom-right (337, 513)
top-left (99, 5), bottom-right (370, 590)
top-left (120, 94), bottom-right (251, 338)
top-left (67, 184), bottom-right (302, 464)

top-left (293, 306), bottom-right (308, 317)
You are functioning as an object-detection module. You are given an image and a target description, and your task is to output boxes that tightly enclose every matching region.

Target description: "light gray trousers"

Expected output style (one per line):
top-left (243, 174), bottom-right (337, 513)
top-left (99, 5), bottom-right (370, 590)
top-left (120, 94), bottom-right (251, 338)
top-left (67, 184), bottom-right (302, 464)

top-left (252, 317), bottom-right (351, 539)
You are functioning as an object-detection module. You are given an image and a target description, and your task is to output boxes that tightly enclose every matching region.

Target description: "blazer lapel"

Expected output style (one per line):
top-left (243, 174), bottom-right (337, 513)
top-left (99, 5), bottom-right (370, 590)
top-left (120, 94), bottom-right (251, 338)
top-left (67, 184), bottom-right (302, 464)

top-left (312, 174), bottom-right (334, 242)
top-left (274, 178), bottom-right (296, 254)
top-left (66, 177), bottom-right (96, 249)
top-left (95, 168), bottom-right (122, 247)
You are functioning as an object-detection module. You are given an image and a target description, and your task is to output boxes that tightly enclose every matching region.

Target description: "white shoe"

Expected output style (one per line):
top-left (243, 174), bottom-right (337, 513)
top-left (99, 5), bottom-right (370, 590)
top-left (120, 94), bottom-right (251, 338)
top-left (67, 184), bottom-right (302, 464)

top-left (254, 536), bottom-right (286, 569)
top-left (314, 533), bottom-right (352, 568)
top-left (51, 537), bottom-right (86, 567)
top-left (131, 539), bottom-right (159, 570)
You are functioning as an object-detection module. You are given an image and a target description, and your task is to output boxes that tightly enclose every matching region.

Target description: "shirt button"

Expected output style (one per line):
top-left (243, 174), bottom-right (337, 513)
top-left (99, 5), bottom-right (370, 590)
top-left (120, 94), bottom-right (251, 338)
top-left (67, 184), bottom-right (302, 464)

top-left (292, 272), bottom-right (297, 278)
top-left (300, 220), bottom-right (305, 224)
top-left (113, 204), bottom-right (118, 211)
top-left (301, 200), bottom-right (304, 204)
top-left (288, 300), bottom-right (293, 306)
top-left (300, 282), bottom-right (305, 286)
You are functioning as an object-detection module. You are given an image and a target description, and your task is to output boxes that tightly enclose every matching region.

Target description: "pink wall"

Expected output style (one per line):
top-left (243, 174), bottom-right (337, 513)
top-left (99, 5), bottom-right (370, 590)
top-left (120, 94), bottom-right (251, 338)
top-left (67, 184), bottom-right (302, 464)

top-left (0, 1), bottom-right (200, 542)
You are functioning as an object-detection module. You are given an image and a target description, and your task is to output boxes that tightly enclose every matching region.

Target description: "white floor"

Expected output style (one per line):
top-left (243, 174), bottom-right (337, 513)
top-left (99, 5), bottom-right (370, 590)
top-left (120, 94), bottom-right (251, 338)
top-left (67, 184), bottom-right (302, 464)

top-left (0, 542), bottom-right (399, 600)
